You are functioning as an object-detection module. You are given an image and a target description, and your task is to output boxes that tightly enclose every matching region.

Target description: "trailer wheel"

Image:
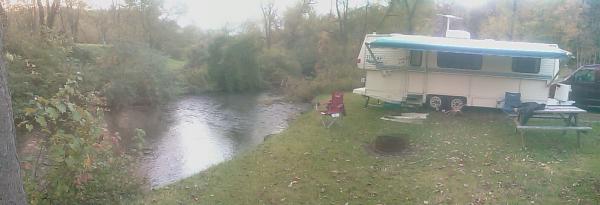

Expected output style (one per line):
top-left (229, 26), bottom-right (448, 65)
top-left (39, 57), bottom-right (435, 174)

top-left (428, 95), bottom-right (443, 111)
top-left (450, 97), bottom-right (466, 111)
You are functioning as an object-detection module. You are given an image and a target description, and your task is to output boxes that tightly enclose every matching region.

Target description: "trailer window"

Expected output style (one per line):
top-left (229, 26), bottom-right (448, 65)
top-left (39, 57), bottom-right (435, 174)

top-left (409, 50), bottom-right (422, 66)
top-left (512, 57), bottom-right (541, 73)
top-left (437, 52), bottom-right (482, 70)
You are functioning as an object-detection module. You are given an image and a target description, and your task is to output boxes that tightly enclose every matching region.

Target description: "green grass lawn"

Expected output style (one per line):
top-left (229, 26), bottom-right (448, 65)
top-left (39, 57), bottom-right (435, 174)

top-left (137, 94), bottom-right (600, 204)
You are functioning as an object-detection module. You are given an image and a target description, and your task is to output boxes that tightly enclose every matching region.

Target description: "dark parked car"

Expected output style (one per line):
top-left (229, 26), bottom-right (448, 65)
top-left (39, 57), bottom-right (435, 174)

top-left (561, 64), bottom-right (600, 109)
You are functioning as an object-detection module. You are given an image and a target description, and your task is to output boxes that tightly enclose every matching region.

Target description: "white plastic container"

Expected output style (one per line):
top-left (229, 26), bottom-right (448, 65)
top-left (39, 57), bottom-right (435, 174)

top-left (554, 83), bottom-right (571, 102)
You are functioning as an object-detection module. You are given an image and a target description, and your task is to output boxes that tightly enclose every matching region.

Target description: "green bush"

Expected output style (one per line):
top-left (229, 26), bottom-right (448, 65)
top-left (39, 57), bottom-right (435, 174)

top-left (207, 34), bottom-right (263, 92)
top-left (82, 43), bottom-right (181, 109)
top-left (285, 63), bottom-right (362, 102)
top-left (19, 78), bottom-right (144, 204)
top-left (258, 47), bottom-right (303, 88)
top-left (5, 36), bottom-right (73, 112)
top-left (180, 43), bottom-right (211, 93)
top-left (179, 65), bottom-right (211, 94)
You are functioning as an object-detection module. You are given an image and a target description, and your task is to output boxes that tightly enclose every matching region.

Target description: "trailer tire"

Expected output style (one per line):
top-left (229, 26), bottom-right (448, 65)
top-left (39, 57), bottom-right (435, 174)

top-left (450, 97), bottom-right (466, 111)
top-left (428, 95), bottom-right (443, 111)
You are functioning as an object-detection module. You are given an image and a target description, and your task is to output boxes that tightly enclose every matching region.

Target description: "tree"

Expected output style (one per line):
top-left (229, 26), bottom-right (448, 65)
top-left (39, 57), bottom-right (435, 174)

top-left (402, 0), bottom-right (420, 34)
top-left (335, 0), bottom-right (349, 43)
top-left (377, 0), bottom-right (395, 30)
top-left (32, 0), bottom-right (61, 34)
top-left (582, 0), bottom-right (600, 48)
top-left (260, 1), bottom-right (277, 48)
top-left (207, 34), bottom-right (262, 92)
top-left (64, 0), bottom-right (83, 42)
top-left (0, 2), bottom-right (7, 31)
top-left (378, 0), bottom-right (432, 34)
top-left (0, 8), bottom-right (27, 203)
top-left (137, 0), bottom-right (162, 48)
top-left (37, 0), bottom-right (45, 28)
top-left (509, 0), bottom-right (517, 40)
top-left (46, 0), bottom-right (61, 29)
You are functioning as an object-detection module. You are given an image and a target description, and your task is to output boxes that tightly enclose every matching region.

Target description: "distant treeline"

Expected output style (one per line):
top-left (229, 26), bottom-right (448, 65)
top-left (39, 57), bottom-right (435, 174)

top-left (3, 0), bottom-right (600, 106)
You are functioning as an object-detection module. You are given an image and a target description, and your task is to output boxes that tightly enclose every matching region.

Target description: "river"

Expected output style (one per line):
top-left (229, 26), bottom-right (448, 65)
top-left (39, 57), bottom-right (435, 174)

top-left (106, 93), bottom-right (308, 187)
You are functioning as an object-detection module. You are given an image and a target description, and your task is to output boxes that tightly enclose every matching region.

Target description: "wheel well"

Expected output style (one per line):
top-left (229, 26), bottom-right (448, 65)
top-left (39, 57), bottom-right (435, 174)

top-left (426, 95), bottom-right (468, 107)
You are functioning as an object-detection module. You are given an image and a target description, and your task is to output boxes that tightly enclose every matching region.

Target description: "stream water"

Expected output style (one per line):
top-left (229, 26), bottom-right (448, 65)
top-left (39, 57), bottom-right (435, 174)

top-left (106, 93), bottom-right (308, 187)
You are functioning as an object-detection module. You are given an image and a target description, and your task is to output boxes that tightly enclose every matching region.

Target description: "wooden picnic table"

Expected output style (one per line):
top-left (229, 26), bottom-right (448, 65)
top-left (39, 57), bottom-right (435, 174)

top-left (514, 105), bottom-right (592, 148)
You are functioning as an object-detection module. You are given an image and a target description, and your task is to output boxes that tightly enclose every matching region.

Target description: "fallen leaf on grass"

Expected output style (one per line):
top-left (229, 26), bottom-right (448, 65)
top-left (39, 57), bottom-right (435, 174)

top-left (288, 176), bottom-right (301, 187)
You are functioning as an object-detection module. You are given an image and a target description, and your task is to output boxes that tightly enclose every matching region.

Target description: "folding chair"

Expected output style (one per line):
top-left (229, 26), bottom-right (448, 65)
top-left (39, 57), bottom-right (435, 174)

top-left (320, 91), bottom-right (346, 128)
top-left (502, 92), bottom-right (521, 116)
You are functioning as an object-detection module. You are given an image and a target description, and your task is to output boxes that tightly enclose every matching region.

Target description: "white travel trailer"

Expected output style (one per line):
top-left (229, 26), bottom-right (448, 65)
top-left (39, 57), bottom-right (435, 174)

top-left (353, 33), bottom-right (572, 110)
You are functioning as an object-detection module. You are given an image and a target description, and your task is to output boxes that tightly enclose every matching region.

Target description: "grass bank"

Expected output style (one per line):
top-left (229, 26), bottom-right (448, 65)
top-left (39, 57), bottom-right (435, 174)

top-left (138, 94), bottom-right (600, 204)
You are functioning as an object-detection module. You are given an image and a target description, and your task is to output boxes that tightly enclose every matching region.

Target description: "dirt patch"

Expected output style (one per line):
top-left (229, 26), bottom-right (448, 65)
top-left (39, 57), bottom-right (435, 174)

top-left (367, 134), bottom-right (409, 156)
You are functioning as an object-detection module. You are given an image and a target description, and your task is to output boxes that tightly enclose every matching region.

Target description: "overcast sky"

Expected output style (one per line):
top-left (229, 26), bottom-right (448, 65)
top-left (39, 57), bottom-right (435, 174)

top-left (87, 0), bottom-right (375, 30)
top-left (86, 0), bottom-right (488, 30)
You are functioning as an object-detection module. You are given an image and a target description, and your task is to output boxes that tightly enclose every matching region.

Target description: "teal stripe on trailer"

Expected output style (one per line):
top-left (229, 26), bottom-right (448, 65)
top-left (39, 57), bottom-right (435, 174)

top-left (368, 35), bottom-right (570, 59)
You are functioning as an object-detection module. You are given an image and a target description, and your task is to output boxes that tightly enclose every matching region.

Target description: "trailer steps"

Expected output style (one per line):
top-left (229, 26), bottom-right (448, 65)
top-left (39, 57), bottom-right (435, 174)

top-left (405, 94), bottom-right (424, 105)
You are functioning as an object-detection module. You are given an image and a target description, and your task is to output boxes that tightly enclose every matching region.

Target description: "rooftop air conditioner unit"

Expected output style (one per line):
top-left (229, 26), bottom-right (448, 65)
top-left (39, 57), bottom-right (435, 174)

top-left (446, 30), bottom-right (471, 39)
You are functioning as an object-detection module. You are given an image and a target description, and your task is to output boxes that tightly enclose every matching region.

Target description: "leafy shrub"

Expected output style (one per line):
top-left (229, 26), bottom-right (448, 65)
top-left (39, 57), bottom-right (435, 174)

top-left (179, 65), bottom-right (211, 94)
top-left (285, 63), bottom-right (362, 101)
top-left (207, 34), bottom-right (263, 92)
top-left (19, 77), bottom-right (144, 204)
top-left (83, 43), bottom-right (181, 109)
top-left (180, 44), bottom-right (211, 93)
top-left (5, 35), bottom-right (73, 112)
top-left (258, 47), bottom-right (303, 88)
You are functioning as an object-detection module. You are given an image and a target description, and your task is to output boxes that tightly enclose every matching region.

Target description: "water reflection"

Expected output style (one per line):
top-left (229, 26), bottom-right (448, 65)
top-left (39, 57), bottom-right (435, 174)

top-left (107, 93), bottom-right (307, 187)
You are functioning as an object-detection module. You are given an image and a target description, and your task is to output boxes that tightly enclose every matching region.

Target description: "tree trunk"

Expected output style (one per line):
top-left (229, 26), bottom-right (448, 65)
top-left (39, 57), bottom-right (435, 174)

top-left (71, 3), bottom-right (81, 42)
top-left (509, 0), bottom-right (517, 40)
top-left (403, 0), bottom-right (420, 35)
top-left (378, 0), bottom-right (395, 31)
top-left (0, 15), bottom-right (27, 204)
top-left (362, 0), bottom-right (369, 36)
top-left (260, 2), bottom-right (275, 49)
top-left (31, 0), bottom-right (38, 34)
top-left (0, 1), bottom-right (8, 33)
top-left (37, 0), bottom-right (45, 28)
top-left (46, 0), bottom-right (60, 29)
top-left (58, 8), bottom-right (66, 33)
top-left (335, 0), bottom-right (347, 43)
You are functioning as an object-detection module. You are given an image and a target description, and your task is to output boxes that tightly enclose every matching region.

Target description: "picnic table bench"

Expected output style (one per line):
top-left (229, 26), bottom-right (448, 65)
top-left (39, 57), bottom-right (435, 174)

top-left (512, 105), bottom-right (592, 148)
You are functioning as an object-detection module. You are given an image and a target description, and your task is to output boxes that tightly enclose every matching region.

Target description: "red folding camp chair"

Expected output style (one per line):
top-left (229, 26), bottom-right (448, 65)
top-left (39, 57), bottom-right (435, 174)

top-left (320, 91), bottom-right (346, 128)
